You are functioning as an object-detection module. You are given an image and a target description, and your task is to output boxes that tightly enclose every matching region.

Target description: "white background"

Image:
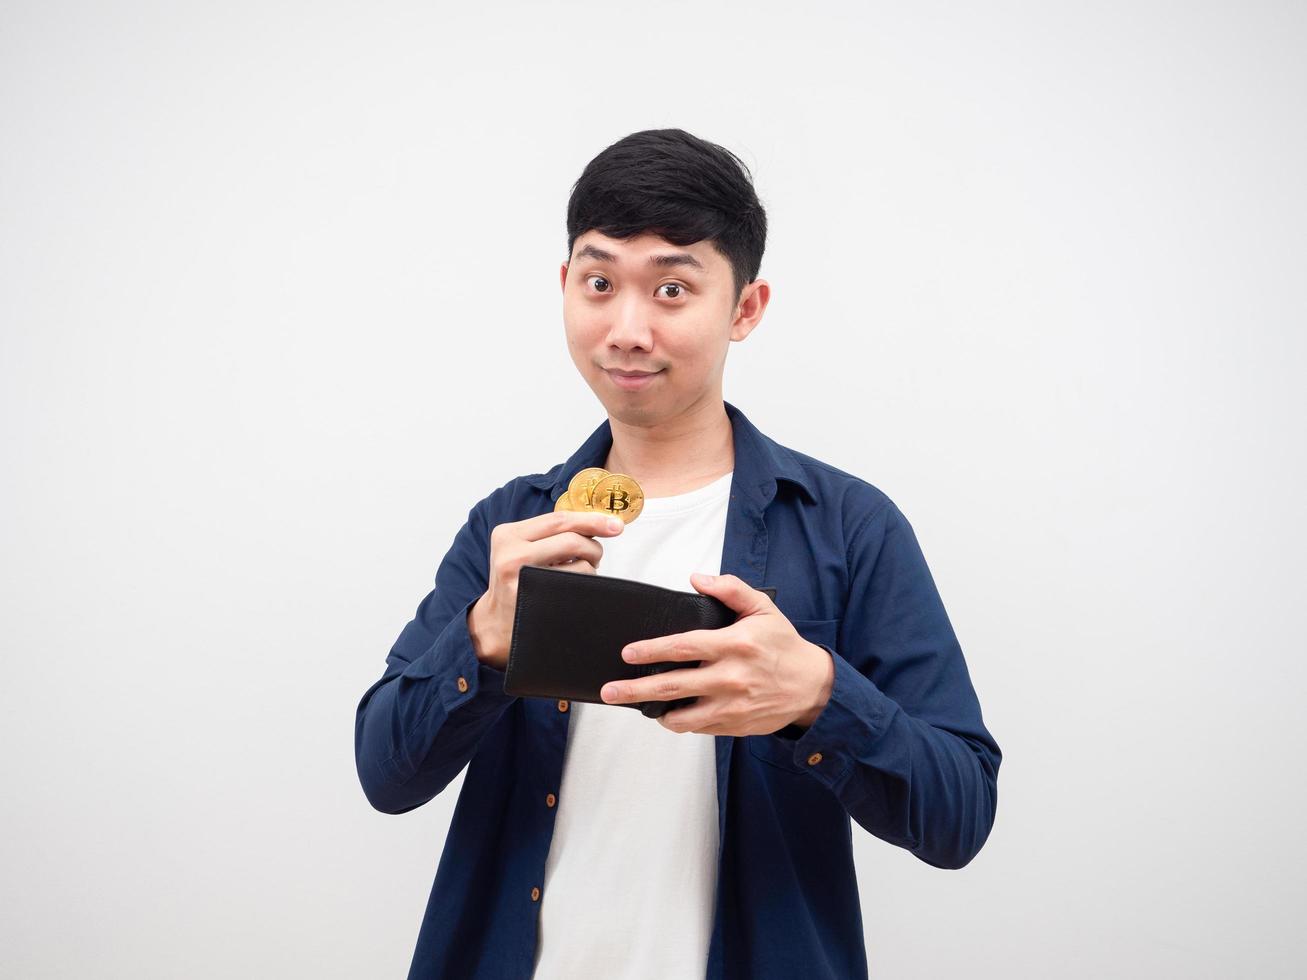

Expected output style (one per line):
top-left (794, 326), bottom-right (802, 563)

top-left (3, 2), bottom-right (1304, 977)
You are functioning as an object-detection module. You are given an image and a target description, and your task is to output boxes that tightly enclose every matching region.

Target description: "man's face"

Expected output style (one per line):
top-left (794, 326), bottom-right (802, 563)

top-left (559, 230), bottom-right (766, 424)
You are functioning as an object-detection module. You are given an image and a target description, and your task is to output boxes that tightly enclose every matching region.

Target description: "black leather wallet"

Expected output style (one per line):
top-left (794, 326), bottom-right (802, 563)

top-left (503, 563), bottom-right (778, 718)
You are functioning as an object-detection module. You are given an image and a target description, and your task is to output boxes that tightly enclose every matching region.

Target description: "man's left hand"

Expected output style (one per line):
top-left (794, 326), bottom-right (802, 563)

top-left (599, 572), bottom-right (836, 736)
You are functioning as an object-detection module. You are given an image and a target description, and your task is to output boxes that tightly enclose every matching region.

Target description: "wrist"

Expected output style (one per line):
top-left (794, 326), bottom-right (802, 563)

top-left (467, 595), bottom-right (506, 671)
top-left (792, 642), bottom-right (835, 729)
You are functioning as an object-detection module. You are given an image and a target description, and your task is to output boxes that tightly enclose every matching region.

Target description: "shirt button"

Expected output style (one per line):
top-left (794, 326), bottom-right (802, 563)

top-left (807, 752), bottom-right (823, 766)
top-left (545, 793), bottom-right (556, 807)
top-left (530, 886), bottom-right (541, 901)
top-left (557, 699), bottom-right (569, 712)
top-left (456, 676), bottom-right (469, 693)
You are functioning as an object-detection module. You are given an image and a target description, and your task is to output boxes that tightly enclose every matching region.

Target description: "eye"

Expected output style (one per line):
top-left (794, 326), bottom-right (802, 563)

top-left (657, 282), bottom-right (686, 299)
top-left (585, 274), bottom-right (612, 293)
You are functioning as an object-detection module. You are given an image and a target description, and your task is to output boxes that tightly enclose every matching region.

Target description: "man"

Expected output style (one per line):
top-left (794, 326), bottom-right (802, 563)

top-left (354, 128), bottom-right (1001, 979)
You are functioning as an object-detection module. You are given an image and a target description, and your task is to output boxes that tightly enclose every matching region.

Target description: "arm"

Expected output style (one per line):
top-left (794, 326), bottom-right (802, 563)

top-left (778, 499), bottom-right (1002, 869)
top-left (353, 495), bottom-right (519, 815)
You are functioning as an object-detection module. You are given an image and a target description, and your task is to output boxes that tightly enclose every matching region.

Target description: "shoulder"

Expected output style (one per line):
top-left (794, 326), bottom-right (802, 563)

top-left (773, 440), bottom-right (904, 546)
top-left (462, 468), bottom-right (557, 526)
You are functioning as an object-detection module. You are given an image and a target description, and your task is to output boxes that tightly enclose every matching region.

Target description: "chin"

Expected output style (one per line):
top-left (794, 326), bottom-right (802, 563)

top-left (604, 398), bottom-right (664, 427)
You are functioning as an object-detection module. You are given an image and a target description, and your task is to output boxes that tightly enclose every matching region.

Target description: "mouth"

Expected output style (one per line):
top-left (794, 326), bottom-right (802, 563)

top-left (604, 368), bottom-right (662, 391)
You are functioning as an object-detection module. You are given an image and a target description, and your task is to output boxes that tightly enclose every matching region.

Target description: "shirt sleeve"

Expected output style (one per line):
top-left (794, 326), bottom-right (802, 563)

top-left (354, 492), bottom-right (519, 814)
top-left (777, 498), bottom-right (1002, 869)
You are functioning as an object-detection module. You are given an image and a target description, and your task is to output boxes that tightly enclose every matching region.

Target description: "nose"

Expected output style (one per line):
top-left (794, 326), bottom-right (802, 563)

top-left (605, 293), bottom-right (654, 352)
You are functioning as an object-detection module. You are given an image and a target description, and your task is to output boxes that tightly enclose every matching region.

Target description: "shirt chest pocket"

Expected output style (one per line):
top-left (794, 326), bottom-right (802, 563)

top-left (746, 617), bottom-right (840, 773)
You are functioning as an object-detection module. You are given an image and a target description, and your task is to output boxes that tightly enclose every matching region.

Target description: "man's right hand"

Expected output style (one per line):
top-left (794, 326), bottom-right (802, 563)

top-left (466, 510), bottom-right (626, 671)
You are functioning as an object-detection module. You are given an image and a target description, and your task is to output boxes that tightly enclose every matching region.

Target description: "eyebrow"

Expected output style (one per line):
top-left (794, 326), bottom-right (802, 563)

top-left (574, 243), bottom-right (706, 272)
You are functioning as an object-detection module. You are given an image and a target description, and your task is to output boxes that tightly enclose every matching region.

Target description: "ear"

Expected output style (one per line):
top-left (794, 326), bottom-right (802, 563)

top-left (559, 261), bottom-right (569, 293)
top-left (730, 279), bottom-right (769, 341)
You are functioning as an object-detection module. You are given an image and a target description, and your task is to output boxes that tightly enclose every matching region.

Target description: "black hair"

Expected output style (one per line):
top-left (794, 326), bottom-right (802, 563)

top-left (566, 128), bottom-right (767, 303)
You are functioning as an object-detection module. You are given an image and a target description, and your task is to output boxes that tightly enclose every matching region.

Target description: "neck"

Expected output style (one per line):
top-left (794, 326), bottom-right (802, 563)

top-left (602, 398), bottom-right (734, 498)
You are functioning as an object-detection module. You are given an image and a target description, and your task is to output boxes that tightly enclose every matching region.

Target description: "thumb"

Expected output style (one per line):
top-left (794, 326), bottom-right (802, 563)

top-left (689, 572), bottom-right (772, 617)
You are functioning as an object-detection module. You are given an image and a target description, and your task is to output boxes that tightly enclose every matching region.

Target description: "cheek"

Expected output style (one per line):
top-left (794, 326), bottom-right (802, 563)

top-left (567, 305), bottom-right (611, 345)
top-left (662, 330), bottom-right (721, 370)
top-left (561, 314), bottom-right (601, 366)
top-left (564, 317), bottom-right (600, 352)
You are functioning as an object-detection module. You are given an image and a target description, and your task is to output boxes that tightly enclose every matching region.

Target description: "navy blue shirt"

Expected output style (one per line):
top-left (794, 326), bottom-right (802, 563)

top-left (355, 399), bottom-right (1002, 979)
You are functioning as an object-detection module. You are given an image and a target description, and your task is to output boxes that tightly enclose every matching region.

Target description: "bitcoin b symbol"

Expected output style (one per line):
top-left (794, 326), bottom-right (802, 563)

top-left (603, 487), bottom-right (630, 513)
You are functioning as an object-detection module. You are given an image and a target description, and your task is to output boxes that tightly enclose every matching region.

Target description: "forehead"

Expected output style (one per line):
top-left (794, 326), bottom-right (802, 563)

top-left (571, 230), bottom-right (725, 273)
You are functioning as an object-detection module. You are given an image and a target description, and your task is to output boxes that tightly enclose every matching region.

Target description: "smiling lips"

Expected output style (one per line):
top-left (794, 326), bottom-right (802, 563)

top-left (605, 368), bottom-right (662, 391)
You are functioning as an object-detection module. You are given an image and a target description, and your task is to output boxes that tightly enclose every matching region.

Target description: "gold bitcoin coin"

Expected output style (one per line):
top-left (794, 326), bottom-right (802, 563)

top-left (567, 466), bottom-right (611, 512)
top-left (588, 472), bottom-right (644, 524)
top-left (553, 492), bottom-right (573, 512)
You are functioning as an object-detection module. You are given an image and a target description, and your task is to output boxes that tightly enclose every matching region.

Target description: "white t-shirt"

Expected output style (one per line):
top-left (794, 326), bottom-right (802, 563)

top-left (531, 469), bottom-right (735, 979)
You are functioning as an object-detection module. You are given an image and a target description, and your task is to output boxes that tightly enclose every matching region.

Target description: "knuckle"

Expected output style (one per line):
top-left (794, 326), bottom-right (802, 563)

top-left (724, 666), bottom-right (750, 695)
top-left (495, 557), bottom-right (520, 587)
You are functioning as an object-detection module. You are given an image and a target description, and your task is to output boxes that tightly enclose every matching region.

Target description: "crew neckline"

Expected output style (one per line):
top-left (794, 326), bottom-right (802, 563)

top-left (636, 470), bottom-right (735, 520)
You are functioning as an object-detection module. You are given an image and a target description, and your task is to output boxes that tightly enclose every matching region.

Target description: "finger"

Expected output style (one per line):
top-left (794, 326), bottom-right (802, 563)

top-left (621, 628), bottom-right (722, 666)
top-left (547, 558), bottom-right (598, 574)
top-left (656, 701), bottom-right (718, 734)
top-left (520, 510), bottom-right (626, 543)
top-left (600, 664), bottom-right (714, 705)
top-left (688, 572), bottom-right (774, 618)
top-left (528, 530), bottom-right (605, 568)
